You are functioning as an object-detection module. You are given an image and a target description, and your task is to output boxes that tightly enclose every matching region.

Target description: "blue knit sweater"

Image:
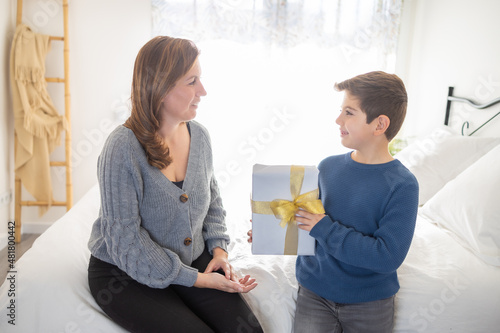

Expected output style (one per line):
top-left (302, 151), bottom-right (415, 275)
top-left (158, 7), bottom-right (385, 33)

top-left (88, 121), bottom-right (229, 289)
top-left (296, 152), bottom-right (419, 303)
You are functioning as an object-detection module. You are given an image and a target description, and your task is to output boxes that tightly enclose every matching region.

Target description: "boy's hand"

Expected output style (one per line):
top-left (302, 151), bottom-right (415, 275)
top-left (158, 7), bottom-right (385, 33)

top-left (295, 209), bottom-right (326, 232)
top-left (247, 219), bottom-right (253, 243)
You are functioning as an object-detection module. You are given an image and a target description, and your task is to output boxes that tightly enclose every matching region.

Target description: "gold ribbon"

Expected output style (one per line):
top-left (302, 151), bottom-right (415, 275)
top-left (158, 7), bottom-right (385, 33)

top-left (252, 165), bottom-right (325, 255)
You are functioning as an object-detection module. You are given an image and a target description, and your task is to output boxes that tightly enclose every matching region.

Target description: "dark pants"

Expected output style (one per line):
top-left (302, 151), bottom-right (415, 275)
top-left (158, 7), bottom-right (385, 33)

top-left (294, 284), bottom-right (395, 333)
top-left (88, 250), bottom-right (263, 333)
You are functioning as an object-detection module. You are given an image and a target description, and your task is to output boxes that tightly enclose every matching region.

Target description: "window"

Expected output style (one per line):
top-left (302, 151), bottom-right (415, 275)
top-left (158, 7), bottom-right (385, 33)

top-left (152, 0), bottom-right (403, 201)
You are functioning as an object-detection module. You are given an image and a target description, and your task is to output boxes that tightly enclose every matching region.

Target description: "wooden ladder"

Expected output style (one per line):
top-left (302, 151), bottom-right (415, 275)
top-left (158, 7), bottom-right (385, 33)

top-left (14, 0), bottom-right (73, 242)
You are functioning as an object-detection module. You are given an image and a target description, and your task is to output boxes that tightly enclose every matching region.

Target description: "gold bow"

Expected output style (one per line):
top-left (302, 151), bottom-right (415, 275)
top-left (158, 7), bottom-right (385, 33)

top-left (252, 165), bottom-right (325, 255)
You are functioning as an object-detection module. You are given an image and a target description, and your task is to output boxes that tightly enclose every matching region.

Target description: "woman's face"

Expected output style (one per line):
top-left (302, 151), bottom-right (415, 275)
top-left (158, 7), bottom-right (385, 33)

top-left (161, 58), bottom-right (207, 124)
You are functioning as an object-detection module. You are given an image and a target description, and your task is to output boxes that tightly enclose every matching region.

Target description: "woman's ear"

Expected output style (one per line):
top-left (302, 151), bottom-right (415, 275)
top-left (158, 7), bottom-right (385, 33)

top-left (374, 115), bottom-right (390, 136)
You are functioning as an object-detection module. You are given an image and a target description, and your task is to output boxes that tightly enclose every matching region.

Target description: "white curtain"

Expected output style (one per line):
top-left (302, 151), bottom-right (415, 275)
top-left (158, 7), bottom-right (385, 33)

top-left (151, 0), bottom-right (403, 217)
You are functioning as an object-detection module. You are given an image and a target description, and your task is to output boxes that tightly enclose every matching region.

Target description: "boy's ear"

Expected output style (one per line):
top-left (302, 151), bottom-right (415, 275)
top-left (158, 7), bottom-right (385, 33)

top-left (374, 115), bottom-right (390, 136)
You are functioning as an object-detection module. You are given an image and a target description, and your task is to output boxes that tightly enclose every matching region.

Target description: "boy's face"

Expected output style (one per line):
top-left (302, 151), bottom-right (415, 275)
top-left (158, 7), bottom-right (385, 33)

top-left (336, 91), bottom-right (377, 150)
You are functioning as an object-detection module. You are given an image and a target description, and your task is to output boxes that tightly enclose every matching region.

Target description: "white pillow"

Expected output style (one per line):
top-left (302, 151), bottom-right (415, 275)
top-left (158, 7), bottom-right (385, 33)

top-left (420, 143), bottom-right (500, 266)
top-left (395, 126), bottom-right (500, 205)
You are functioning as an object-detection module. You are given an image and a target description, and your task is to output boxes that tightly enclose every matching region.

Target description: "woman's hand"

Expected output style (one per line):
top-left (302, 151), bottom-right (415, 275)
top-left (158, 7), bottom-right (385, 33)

top-left (194, 272), bottom-right (257, 293)
top-left (196, 247), bottom-right (258, 293)
top-left (204, 247), bottom-right (233, 280)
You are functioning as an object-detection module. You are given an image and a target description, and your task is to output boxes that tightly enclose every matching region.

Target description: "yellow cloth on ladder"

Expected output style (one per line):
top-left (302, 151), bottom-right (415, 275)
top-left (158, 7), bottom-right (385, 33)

top-left (10, 24), bottom-right (67, 215)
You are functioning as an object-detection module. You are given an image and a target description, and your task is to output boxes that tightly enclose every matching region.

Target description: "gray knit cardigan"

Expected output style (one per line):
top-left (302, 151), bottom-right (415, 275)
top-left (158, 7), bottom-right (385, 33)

top-left (88, 121), bottom-right (229, 288)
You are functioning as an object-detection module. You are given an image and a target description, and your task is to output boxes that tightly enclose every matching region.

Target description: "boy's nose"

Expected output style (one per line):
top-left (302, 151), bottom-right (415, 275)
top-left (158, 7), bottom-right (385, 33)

top-left (335, 114), bottom-right (342, 125)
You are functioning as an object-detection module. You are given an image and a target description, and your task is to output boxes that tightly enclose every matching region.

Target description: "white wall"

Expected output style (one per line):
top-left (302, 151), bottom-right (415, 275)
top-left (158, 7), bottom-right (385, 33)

top-left (0, 0), bottom-right (151, 239)
top-left (0, 1), bottom-right (17, 249)
top-left (398, 0), bottom-right (500, 138)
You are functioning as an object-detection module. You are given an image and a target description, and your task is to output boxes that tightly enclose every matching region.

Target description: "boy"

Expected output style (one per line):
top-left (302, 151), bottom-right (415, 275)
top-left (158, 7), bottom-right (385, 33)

top-left (293, 71), bottom-right (419, 332)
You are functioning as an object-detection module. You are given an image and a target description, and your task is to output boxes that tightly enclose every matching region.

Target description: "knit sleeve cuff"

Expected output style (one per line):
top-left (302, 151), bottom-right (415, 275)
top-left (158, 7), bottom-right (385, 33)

top-left (206, 239), bottom-right (228, 255)
top-left (174, 264), bottom-right (199, 287)
top-left (310, 215), bottom-right (335, 241)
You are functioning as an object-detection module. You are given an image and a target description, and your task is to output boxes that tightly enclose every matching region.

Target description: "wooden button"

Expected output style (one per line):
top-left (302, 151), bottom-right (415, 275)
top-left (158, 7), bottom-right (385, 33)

top-left (184, 237), bottom-right (192, 246)
top-left (180, 193), bottom-right (188, 203)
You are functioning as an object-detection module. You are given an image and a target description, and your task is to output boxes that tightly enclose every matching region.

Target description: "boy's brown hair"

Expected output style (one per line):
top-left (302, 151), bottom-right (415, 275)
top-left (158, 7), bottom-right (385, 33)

top-left (334, 71), bottom-right (407, 141)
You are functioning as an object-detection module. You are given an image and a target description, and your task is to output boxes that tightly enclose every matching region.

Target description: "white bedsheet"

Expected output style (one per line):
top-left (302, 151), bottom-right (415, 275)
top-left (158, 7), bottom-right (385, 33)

top-left (1, 184), bottom-right (499, 332)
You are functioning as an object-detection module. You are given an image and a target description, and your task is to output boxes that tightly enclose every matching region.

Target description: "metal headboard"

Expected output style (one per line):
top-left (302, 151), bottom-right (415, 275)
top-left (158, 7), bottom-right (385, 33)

top-left (444, 86), bottom-right (500, 136)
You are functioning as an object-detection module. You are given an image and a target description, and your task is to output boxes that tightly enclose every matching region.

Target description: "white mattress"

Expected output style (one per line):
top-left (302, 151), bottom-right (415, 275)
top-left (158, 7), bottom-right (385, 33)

top-left (1, 184), bottom-right (499, 332)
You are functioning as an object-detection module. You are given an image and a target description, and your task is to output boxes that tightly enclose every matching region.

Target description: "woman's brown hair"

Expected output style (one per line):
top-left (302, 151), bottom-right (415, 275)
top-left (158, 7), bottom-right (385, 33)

top-left (124, 36), bottom-right (200, 169)
top-left (334, 71), bottom-right (407, 141)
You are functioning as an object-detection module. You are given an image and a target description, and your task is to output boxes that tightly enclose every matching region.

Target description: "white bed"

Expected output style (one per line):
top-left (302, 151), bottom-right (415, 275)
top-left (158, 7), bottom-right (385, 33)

top-left (2, 114), bottom-right (500, 331)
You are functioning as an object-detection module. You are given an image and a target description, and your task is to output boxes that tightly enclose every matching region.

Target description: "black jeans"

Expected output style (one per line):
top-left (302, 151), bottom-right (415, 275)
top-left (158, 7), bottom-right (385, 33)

top-left (88, 249), bottom-right (263, 333)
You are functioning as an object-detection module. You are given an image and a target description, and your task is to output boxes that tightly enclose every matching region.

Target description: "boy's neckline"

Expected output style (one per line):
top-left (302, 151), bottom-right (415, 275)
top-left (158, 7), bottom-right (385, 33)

top-left (349, 151), bottom-right (395, 165)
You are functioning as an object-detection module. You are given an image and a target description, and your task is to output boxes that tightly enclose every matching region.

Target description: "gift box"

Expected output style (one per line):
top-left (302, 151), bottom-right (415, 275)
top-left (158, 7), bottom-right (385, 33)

top-left (251, 164), bottom-right (324, 255)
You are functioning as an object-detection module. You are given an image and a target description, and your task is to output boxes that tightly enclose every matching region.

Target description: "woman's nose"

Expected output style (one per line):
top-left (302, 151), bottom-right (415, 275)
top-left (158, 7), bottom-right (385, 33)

top-left (197, 81), bottom-right (207, 97)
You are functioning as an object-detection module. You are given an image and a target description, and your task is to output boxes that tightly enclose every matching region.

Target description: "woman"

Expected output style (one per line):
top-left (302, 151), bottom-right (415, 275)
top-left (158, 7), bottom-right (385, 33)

top-left (88, 36), bottom-right (263, 333)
